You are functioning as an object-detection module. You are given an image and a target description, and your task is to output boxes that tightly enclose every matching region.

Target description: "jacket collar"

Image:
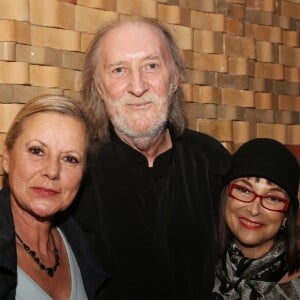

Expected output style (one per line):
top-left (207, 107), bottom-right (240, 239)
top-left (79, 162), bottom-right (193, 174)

top-left (0, 188), bottom-right (18, 299)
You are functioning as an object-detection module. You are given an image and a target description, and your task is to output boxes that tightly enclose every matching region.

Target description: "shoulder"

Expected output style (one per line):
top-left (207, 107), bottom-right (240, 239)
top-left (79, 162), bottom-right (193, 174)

top-left (175, 129), bottom-right (230, 157)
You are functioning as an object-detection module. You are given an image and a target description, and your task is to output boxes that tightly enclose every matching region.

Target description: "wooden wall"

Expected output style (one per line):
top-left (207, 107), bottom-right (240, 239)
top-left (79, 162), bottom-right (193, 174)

top-left (0, 0), bottom-right (300, 189)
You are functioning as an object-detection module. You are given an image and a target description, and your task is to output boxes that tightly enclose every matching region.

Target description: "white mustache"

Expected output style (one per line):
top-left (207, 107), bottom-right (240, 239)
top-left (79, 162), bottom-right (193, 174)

top-left (122, 93), bottom-right (159, 105)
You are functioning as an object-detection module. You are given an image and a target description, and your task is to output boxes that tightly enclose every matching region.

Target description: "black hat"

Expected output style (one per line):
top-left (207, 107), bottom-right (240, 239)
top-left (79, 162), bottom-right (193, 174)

top-left (225, 138), bottom-right (300, 210)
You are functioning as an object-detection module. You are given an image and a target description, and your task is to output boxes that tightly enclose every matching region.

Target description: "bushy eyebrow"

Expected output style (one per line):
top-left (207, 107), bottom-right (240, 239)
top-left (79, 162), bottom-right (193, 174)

top-left (105, 61), bottom-right (125, 69)
top-left (106, 54), bottom-right (162, 66)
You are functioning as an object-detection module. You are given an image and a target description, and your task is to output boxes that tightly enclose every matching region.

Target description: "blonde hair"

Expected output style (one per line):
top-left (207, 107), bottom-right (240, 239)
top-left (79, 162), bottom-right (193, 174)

top-left (5, 94), bottom-right (94, 150)
top-left (3, 94), bottom-right (96, 186)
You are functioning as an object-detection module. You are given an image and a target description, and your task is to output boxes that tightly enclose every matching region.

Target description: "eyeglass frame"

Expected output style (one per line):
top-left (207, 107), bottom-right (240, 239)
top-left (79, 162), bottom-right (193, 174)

top-left (228, 182), bottom-right (290, 213)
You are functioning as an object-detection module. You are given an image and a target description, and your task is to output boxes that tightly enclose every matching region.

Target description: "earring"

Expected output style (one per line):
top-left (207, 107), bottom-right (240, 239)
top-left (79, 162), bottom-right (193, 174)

top-left (281, 217), bottom-right (287, 230)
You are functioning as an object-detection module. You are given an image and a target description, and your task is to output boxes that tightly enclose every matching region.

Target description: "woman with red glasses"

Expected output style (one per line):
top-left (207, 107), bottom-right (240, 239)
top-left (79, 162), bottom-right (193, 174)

top-left (212, 138), bottom-right (300, 299)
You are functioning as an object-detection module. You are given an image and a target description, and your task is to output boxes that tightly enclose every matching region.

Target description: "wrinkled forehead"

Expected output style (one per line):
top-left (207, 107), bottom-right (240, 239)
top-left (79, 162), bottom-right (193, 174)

top-left (100, 21), bottom-right (170, 59)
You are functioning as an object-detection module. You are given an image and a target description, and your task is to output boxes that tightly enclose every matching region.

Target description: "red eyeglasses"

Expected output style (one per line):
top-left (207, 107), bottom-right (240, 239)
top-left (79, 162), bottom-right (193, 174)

top-left (228, 183), bottom-right (289, 213)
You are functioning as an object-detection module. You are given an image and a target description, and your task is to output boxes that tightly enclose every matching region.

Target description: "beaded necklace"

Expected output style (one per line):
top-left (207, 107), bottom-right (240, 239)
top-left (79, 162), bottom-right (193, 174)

top-left (15, 231), bottom-right (60, 277)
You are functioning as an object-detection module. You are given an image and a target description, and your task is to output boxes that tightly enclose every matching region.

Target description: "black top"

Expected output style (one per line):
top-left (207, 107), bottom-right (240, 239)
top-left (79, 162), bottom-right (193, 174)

top-left (0, 188), bottom-right (108, 300)
top-left (72, 129), bottom-right (230, 300)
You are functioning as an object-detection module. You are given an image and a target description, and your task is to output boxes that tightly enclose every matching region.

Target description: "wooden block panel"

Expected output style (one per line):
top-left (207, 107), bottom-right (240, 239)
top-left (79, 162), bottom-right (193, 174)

top-left (227, 4), bottom-right (245, 19)
top-left (256, 41), bottom-right (278, 63)
top-left (30, 0), bottom-right (75, 29)
top-left (228, 57), bottom-right (249, 75)
top-left (31, 25), bottom-right (81, 51)
top-left (281, 1), bottom-right (300, 20)
top-left (221, 0), bottom-right (246, 4)
top-left (217, 73), bottom-right (248, 89)
top-left (190, 11), bottom-right (225, 32)
top-left (244, 107), bottom-right (257, 122)
top-left (165, 24), bottom-right (193, 50)
top-left (254, 92), bottom-right (277, 109)
top-left (278, 95), bottom-right (300, 112)
top-left (217, 105), bottom-right (245, 121)
top-left (256, 109), bottom-right (275, 123)
top-left (224, 35), bottom-right (255, 58)
top-left (0, 20), bottom-right (30, 44)
top-left (62, 51), bottom-right (85, 70)
top-left (245, 8), bottom-right (273, 26)
top-left (0, 0), bottom-right (29, 21)
top-left (0, 104), bottom-right (23, 132)
top-left (181, 0), bottom-right (216, 12)
top-left (232, 121), bottom-right (256, 144)
top-left (273, 81), bottom-right (299, 96)
top-left (81, 32), bottom-right (94, 52)
top-left (0, 62), bottom-right (29, 84)
top-left (279, 45), bottom-right (300, 68)
top-left (256, 123), bottom-right (286, 143)
top-left (73, 70), bottom-right (83, 91)
top-left (192, 85), bottom-right (221, 104)
top-left (193, 29), bottom-right (223, 53)
top-left (180, 50), bottom-right (194, 68)
top-left (77, 0), bottom-right (117, 10)
top-left (181, 83), bottom-right (193, 102)
top-left (287, 125), bottom-right (300, 144)
top-left (117, 0), bottom-right (157, 18)
top-left (187, 119), bottom-right (198, 131)
top-left (246, 0), bottom-right (275, 12)
top-left (255, 62), bottom-right (284, 80)
top-left (196, 119), bottom-right (233, 141)
top-left (0, 84), bottom-right (14, 102)
top-left (245, 22), bottom-right (282, 43)
top-left (63, 90), bottom-right (82, 102)
top-left (16, 44), bottom-right (62, 67)
top-left (285, 67), bottom-right (300, 83)
top-left (158, 4), bottom-right (190, 26)
top-left (225, 18), bottom-right (243, 36)
top-left (0, 133), bottom-right (6, 154)
top-left (275, 15), bottom-right (295, 30)
top-left (221, 88), bottom-right (254, 107)
top-left (275, 110), bottom-right (299, 124)
top-left (194, 53), bottom-right (228, 72)
top-left (283, 30), bottom-right (298, 47)
top-left (249, 77), bottom-right (273, 92)
top-left (61, 0), bottom-right (77, 3)
top-left (13, 85), bottom-right (64, 103)
top-left (186, 69), bottom-right (216, 85)
top-left (0, 42), bottom-right (16, 61)
top-left (30, 65), bottom-right (75, 90)
top-left (75, 5), bottom-right (119, 34)
top-left (184, 102), bottom-right (217, 119)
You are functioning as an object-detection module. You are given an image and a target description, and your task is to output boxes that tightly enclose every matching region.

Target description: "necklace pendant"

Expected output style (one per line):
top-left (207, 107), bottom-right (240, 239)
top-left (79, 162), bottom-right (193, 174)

top-left (47, 268), bottom-right (54, 277)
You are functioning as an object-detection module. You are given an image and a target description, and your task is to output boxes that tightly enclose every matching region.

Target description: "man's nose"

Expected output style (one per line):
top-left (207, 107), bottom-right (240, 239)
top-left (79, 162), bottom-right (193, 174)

top-left (127, 69), bottom-right (148, 97)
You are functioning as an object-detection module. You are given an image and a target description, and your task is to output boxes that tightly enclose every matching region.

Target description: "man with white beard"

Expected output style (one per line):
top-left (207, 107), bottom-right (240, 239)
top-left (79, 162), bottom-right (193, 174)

top-left (72, 17), bottom-right (230, 300)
